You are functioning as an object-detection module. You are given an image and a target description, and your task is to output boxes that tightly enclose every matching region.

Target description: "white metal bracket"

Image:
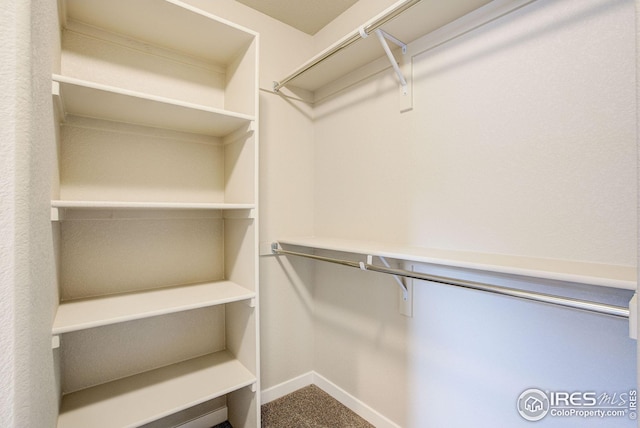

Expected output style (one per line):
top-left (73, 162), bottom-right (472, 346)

top-left (377, 256), bottom-right (409, 301)
top-left (362, 255), bottom-right (412, 315)
top-left (399, 269), bottom-right (414, 318)
top-left (374, 29), bottom-right (408, 95)
top-left (52, 335), bottom-right (60, 349)
top-left (629, 293), bottom-right (637, 340)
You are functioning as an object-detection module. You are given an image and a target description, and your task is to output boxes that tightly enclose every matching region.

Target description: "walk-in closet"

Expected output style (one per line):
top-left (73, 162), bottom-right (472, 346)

top-left (1, 0), bottom-right (638, 427)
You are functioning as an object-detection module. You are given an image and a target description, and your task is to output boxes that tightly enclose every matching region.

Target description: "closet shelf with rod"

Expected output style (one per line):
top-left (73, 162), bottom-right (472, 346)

top-left (271, 238), bottom-right (637, 334)
top-left (273, 0), bottom-right (493, 93)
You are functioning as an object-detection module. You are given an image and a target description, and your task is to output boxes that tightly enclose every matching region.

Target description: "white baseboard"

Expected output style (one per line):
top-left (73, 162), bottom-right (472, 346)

top-left (260, 371), bottom-right (314, 404)
top-left (176, 407), bottom-right (227, 428)
top-left (261, 371), bottom-right (400, 428)
top-left (312, 372), bottom-right (401, 428)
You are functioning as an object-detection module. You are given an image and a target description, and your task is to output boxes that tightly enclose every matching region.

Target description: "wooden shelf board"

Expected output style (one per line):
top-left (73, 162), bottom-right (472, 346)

top-left (53, 281), bottom-right (255, 334)
top-left (62, 0), bottom-right (257, 65)
top-left (57, 351), bottom-right (255, 428)
top-left (52, 200), bottom-right (255, 211)
top-left (278, 237), bottom-right (637, 290)
top-left (53, 74), bottom-right (254, 137)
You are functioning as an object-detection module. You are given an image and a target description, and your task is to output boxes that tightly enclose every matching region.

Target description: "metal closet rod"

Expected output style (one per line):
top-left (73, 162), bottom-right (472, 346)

top-left (273, 0), bottom-right (422, 92)
top-left (272, 245), bottom-right (630, 319)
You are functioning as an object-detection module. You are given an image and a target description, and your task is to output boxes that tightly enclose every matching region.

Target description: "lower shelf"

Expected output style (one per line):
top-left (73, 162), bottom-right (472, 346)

top-left (57, 350), bottom-right (255, 428)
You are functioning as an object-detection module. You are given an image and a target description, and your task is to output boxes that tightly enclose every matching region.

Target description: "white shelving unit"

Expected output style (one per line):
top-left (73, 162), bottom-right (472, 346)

top-left (51, 0), bottom-right (260, 426)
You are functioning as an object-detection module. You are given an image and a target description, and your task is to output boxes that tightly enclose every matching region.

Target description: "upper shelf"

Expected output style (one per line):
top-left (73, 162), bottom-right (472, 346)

top-left (53, 75), bottom-right (254, 137)
top-left (60, 0), bottom-right (257, 66)
top-left (52, 200), bottom-right (255, 211)
top-left (50, 200), bottom-right (256, 221)
top-left (277, 237), bottom-right (637, 291)
top-left (274, 0), bottom-right (492, 93)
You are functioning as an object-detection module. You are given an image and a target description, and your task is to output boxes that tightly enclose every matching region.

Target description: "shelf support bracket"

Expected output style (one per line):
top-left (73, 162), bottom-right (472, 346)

top-left (51, 207), bottom-right (63, 222)
top-left (373, 29), bottom-right (408, 95)
top-left (376, 256), bottom-right (409, 301)
top-left (630, 293), bottom-right (637, 340)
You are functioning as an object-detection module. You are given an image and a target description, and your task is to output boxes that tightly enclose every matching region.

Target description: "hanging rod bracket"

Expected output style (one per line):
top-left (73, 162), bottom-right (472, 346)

top-left (629, 293), bottom-right (637, 340)
top-left (376, 256), bottom-right (409, 301)
top-left (374, 29), bottom-right (408, 95)
top-left (376, 29), bottom-right (407, 54)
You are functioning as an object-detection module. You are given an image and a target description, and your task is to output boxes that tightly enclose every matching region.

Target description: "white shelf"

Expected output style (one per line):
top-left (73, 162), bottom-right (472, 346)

top-left (277, 0), bottom-right (492, 92)
top-left (61, 0), bottom-right (257, 65)
top-left (53, 74), bottom-right (254, 137)
top-left (53, 280), bottom-right (255, 334)
top-left (57, 350), bottom-right (255, 428)
top-left (278, 237), bottom-right (637, 291)
top-left (51, 201), bottom-right (255, 221)
top-left (52, 200), bottom-right (255, 211)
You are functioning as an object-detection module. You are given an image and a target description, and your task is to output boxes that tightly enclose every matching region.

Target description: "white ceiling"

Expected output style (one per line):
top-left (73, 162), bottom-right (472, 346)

top-left (235, 0), bottom-right (359, 35)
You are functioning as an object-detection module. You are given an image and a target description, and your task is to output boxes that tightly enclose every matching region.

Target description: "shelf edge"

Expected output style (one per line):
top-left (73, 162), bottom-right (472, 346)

top-left (53, 281), bottom-right (256, 335)
top-left (277, 237), bottom-right (637, 291)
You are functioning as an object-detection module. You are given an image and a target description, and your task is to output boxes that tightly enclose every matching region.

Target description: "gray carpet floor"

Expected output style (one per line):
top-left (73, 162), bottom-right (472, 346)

top-left (260, 385), bottom-right (374, 428)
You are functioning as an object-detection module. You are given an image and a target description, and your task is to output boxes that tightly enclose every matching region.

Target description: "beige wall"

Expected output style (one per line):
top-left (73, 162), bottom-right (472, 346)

top-left (637, 1), bottom-right (640, 426)
top-left (315, 0), bottom-right (636, 264)
top-left (312, 0), bottom-right (636, 426)
top-left (1, 0), bottom-right (59, 426)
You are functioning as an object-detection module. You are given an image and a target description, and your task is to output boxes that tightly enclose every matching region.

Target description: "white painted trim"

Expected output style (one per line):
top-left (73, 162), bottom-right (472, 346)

top-left (260, 371), bottom-right (314, 404)
top-left (176, 407), bottom-right (227, 428)
top-left (312, 372), bottom-right (402, 428)
top-left (261, 371), bottom-right (400, 428)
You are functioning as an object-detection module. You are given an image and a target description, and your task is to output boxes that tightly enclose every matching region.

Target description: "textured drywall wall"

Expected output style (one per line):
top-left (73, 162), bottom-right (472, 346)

top-left (315, 0), bottom-right (636, 265)
top-left (0, 1), bottom-right (20, 425)
top-left (1, 0), bottom-right (59, 427)
top-left (312, 0), bottom-right (636, 426)
top-left (636, 2), bottom-right (640, 427)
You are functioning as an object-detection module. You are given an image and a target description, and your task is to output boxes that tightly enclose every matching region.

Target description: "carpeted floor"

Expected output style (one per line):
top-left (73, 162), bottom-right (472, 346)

top-left (260, 385), bottom-right (374, 428)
